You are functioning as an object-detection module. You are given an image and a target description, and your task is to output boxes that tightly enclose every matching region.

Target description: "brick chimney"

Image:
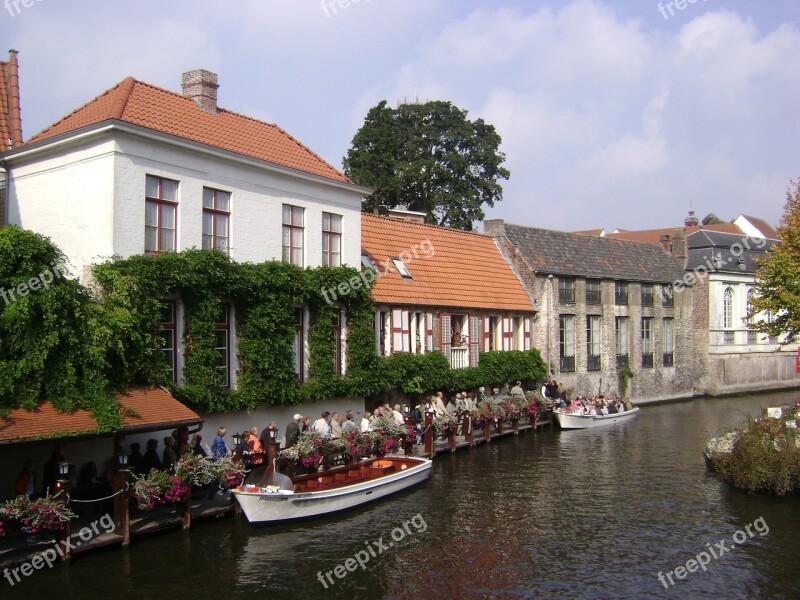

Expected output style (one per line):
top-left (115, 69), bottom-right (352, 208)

top-left (483, 219), bottom-right (506, 238)
top-left (181, 69), bottom-right (218, 114)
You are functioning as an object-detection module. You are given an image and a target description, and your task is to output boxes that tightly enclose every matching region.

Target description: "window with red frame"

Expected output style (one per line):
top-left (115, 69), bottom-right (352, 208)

top-left (203, 188), bottom-right (230, 254)
top-left (282, 205), bottom-right (304, 266)
top-left (322, 212), bottom-right (342, 267)
top-left (215, 304), bottom-right (231, 388)
top-left (145, 175), bottom-right (178, 253)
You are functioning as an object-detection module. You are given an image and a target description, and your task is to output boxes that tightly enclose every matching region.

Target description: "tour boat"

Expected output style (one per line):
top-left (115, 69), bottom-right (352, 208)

top-left (554, 406), bottom-right (640, 430)
top-left (232, 456), bottom-right (432, 523)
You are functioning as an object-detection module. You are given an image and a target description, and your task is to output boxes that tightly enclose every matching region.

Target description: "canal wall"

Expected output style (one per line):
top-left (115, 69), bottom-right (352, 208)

top-left (699, 351), bottom-right (800, 396)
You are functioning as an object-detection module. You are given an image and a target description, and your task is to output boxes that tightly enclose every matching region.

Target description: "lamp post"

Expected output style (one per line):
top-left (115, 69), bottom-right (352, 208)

top-left (117, 454), bottom-right (128, 468)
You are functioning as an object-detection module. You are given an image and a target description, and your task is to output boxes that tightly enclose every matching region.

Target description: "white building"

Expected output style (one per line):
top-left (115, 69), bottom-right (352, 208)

top-left (3, 70), bottom-right (369, 392)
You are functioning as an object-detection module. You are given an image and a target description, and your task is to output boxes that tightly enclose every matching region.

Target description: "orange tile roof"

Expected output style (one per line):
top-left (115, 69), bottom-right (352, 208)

top-left (0, 386), bottom-right (202, 445)
top-left (0, 50), bottom-right (23, 151)
top-left (361, 214), bottom-right (533, 312)
top-left (605, 223), bottom-right (742, 244)
top-left (25, 77), bottom-right (350, 184)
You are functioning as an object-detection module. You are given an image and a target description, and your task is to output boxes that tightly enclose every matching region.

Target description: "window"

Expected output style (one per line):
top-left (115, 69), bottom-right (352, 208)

top-left (641, 317), bottom-right (653, 368)
top-left (723, 287), bottom-right (734, 345)
top-left (282, 205), bottom-right (304, 266)
top-left (663, 318), bottom-right (674, 367)
top-left (615, 281), bottom-right (629, 306)
top-left (587, 315), bottom-right (601, 371)
top-left (333, 309), bottom-right (343, 375)
top-left (746, 289), bottom-right (757, 344)
top-left (202, 188), bottom-right (230, 255)
top-left (641, 283), bottom-right (653, 307)
top-left (559, 277), bottom-right (576, 304)
top-left (391, 258), bottom-right (412, 279)
top-left (661, 284), bottom-right (674, 307)
top-left (158, 301), bottom-right (177, 382)
top-left (410, 312), bottom-right (426, 354)
top-left (322, 213), bottom-right (342, 267)
top-left (559, 315), bottom-right (575, 373)
top-left (214, 305), bottom-right (230, 388)
top-left (485, 316), bottom-right (499, 352)
top-left (293, 308), bottom-right (305, 380)
top-left (145, 175), bottom-right (178, 253)
top-left (615, 316), bottom-right (629, 367)
top-left (586, 279), bottom-right (601, 305)
top-left (361, 254), bottom-right (375, 271)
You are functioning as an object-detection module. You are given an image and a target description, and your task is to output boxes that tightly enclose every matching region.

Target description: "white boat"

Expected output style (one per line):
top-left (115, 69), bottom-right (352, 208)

top-left (554, 407), bottom-right (640, 430)
top-left (232, 456), bottom-right (432, 523)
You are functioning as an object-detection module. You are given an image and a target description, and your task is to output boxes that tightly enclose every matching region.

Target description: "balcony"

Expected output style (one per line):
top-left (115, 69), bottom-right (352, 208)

top-left (663, 352), bottom-right (674, 367)
top-left (641, 353), bottom-right (654, 368)
top-left (560, 355), bottom-right (575, 373)
top-left (587, 354), bottom-right (601, 371)
top-left (450, 346), bottom-right (469, 369)
top-left (616, 353), bottom-right (629, 368)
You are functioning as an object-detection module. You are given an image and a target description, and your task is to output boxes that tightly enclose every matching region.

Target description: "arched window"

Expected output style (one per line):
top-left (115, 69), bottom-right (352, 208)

top-left (746, 289), bottom-right (756, 325)
top-left (723, 287), bottom-right (734, 329)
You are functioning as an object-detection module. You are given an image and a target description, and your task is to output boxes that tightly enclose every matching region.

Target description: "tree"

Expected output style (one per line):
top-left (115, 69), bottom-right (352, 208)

top-left (702, 213), bottom-right (726, 225)
top-left (343, 100), bottom-right (510, 230)
top-left (748, 179), bottom-right (800, 342)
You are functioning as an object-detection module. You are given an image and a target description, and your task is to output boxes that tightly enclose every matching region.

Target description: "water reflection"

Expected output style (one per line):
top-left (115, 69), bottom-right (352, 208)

top-left (11, 391), bottom-right (800, 600)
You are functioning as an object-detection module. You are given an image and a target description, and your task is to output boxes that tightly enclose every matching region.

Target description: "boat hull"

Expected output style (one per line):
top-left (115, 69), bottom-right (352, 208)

top-left (554, 407), bottom-right (640, 430)
top-left (232, 457), bottom-right (432, 523)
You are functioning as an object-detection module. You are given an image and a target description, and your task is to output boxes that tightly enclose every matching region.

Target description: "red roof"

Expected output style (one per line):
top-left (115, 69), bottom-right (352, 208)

top-left (0, 386), bottom-right (202, 445)
top-left (25, 77), bottom-right (350, 184)
top-left (0, 50), bottom-right (23, 151)
top-left (361, 214), bottom-right (533, 312)
top-left (605, 223), bottom-right (742, 244)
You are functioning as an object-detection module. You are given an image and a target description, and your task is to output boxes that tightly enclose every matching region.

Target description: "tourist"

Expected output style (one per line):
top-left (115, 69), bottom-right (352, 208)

top-left (302, 416), bottom-right (312, 433)
top-left (192, 434), bottom-right (208, 457)
top-left (392, 405), bottom-right (405, 426)
top-left (211, 428), bottom-right (229, 460)
top-left (330, 412), bottom-right (343, 439)
top-left (126, 442), bottom-right (145, 473)
top-left (259, 421), bottom-right (279, 447)
top-left (246, 427), bottom-right (264, 465)
top-left (510, 380), bottom-right (525, 398)
top-left (313, 412), bottom-right (331, 437)
top-left (143, 439), bottom-right (162, 472)
top-left (163, 437), bottom-right (178, 472)
top-left (14, 459), bottom-right (35, 497)
top-left (285, 415), bottom-right (302, 449)
top-left (42, 442), bottom-right (67, 496)
top-left (476, 387), bottom-right (487, 406)
top-left (360, 411), bottom-right (371, 433)
top-left (492, 387), bottom-right (501, 400)
top-left (455, 393), bottom-right (467, 413)
top-left (342, 412), bottom-right (357, 433)
top-left (433, 392), bottom-right (450, 416)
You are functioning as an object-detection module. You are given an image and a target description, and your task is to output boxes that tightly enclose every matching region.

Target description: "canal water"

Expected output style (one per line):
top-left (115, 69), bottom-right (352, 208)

top-left (10, 390), bottom-right (800, 599)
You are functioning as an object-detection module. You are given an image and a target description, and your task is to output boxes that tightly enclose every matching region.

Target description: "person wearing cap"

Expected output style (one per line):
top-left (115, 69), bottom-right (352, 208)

top-left (285, 414), bottom-right (302, 449)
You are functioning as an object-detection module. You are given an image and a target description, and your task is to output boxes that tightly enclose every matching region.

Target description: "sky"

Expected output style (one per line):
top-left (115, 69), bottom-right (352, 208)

top-left (2, 0), bottom-right (799, 232)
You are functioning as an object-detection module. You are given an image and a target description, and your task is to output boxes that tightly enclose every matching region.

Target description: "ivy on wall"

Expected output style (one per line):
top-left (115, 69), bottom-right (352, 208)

top-left (2, 228), bottom-right (546, 421)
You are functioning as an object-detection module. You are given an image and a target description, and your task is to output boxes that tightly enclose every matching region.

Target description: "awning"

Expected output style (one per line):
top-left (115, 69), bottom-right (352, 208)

top-left (0, 386), bottom-right (203, 447)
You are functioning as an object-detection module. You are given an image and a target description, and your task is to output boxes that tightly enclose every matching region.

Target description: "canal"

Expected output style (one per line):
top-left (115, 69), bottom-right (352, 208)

top-left (9, 390), bottom-right (800, 599)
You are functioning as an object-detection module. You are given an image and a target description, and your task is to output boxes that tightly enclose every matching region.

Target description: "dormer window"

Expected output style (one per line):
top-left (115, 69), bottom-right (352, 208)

top-left (392, 257), bottom-right (412, 279)
top-left (361, 254), bottom-right (375, 271)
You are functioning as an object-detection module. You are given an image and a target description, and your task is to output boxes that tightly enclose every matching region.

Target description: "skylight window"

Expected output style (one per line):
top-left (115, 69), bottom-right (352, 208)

top-left (361, 254), bottom-right (375, 271)
top-left (391, 257), bottom-right (412, 279)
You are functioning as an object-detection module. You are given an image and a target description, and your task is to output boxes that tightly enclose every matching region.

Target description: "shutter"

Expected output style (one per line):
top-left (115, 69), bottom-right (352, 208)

top-left (483, 317), bottom-right (491, 352)
top-left (440, 314), bottom-right (451, 364)
top-left (401, 311), bottom-right (411, 352)
top-left (375, 311), bottom-right (382, 355)
top-left (524, 317), bottom-right (532, 350)
top-left (469, 316), bottom-right (481, 367)
top-left (502, 316), bottom-right (513, 351)
top-left (426, 313), bottom-right (434, 352)
top-left (392, 309), bottom-right (404, 353)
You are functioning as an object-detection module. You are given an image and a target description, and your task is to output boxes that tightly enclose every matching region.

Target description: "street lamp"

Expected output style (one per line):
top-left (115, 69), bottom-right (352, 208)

top-left (267, 427), bottom-right (278, 443)
top-left (57, 462), bottom-right (70, 477)
top-left (232, 433), bottom-right (242, 447)
top-left (117, 454), bottom-right (128, 467)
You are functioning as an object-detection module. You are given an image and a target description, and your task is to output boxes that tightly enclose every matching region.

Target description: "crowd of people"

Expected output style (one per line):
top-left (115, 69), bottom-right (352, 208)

top-left (553, 395), bottom-right (633, 415)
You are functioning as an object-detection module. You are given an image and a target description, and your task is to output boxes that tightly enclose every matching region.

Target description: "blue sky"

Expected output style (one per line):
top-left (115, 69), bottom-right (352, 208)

top-left (2, 0), bottom-right (798, 231)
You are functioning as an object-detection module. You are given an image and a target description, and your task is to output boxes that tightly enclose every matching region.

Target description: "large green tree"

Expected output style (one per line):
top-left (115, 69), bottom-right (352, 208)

top-left (748, 179), bottom-right (800, 342)
top-left (343, 100), bottom-right (510, 230)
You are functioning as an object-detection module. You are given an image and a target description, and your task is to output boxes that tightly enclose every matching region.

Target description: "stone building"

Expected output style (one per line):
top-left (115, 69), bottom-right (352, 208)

top-left (485, 220), bottom-right (694, 403)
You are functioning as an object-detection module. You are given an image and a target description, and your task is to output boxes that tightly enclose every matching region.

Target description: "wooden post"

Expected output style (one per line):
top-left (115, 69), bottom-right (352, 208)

top-left (498, 418), bottom-right (504, 435)
top-left (403, 417), bottom-right (414, 456)
top-left (113, 470), bottom-right (132, 546)
top-left (483, 421), bottom-right (491, 442)
top-left (447, 428), bottom-right (456, 452)
top-left (265, 441), bottom-right (280, 472)
top-left (178, 485), bottom-right (192, 530)
top-left (54, 479), bottom-right (72, 560)
top-left (424, 412), bottom-right (433, 457)
top-left (463, 414), bottom-right (473, 445)
top-left (513, 419), bottom-right (519, 435)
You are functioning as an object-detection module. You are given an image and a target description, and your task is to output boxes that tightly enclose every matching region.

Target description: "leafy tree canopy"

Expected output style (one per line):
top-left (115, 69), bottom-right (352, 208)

top-left (343, 100), bottom-right (510, 230)
top-left (748, 179), bottom-right (800, 342)
top-left (702, 213), bottom-right (726, 225)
